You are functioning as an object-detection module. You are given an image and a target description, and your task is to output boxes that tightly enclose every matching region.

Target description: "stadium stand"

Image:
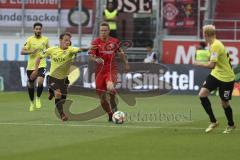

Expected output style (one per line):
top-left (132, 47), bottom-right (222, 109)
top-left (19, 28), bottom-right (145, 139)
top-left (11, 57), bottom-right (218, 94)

top-left (212, 0), bottom-right (240, 40)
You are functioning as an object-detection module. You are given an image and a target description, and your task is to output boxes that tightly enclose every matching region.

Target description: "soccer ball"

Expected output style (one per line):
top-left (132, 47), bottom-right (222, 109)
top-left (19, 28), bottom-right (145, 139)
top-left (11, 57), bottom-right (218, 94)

top-left (112, 111), bottom-right (126, 124)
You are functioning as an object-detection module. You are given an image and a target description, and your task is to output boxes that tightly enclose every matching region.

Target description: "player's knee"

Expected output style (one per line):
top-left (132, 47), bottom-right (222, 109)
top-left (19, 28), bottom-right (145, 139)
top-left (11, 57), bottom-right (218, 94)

top-left (198, 93), bottom-right (204, 97)
top-left (37, 77), bottom-right (44, 84)
top-left (54, 90), bottom-right (62, 99)
top-left (107, 84), bottom-right (115, 92)
top-left (106, 81), bottom-right (115, 91)
top-left (37, 83), bottom-right (43, 87)
top-left (198, 91), bottom-right (205, 97)
top-left (37, 79), bottom-right (43, 87)
top-left (221, 100), bottom-right (229, 108)
top-left (198, 88), bottom-right (209, 97)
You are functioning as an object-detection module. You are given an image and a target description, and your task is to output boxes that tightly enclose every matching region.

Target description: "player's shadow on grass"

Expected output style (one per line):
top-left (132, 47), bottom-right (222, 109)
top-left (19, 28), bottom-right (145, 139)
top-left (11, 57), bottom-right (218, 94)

top-left (55, 85), bottom-right (171, 121)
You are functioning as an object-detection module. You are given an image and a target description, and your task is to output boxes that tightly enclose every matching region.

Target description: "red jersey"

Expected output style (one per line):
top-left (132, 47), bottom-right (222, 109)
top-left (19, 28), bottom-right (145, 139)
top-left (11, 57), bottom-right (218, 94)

top-left (89, 37), bottom-right (120, 73)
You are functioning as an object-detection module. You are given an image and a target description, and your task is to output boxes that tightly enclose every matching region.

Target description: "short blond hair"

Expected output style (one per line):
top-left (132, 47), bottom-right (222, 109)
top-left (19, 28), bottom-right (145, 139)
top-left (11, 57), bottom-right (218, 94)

top-left (203, 24), bottom-right (216, 37)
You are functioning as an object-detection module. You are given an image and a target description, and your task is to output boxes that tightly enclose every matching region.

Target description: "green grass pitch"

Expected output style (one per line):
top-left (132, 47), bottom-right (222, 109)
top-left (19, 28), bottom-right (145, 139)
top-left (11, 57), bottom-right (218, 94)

top-left (0, 91), bottom-right (240, 160)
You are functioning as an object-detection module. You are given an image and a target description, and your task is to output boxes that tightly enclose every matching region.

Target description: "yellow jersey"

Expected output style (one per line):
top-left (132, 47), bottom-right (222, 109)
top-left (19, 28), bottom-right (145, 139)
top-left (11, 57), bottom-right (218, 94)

top-left (23, 35), bottom-right (49, 70)
top-left (210, 39), bottom-right (235, 82)
top-left (41, 46), bottom-right (80, 79)
top-left (195, 49), bottom-right (210, 63)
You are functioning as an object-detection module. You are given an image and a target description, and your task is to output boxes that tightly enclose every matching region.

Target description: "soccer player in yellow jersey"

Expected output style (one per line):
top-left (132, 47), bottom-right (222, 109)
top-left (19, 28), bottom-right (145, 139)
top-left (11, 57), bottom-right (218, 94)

top-left (31, 32), bottom-right (92, 121)
top-left (21, 22), bottom-right (49, 112)
top-left (194, 25), bottom-right (236, 134)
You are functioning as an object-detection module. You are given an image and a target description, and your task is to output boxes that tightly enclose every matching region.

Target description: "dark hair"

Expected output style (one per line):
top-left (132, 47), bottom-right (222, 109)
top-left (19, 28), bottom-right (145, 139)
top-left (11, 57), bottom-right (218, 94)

top-left (199, 41), bottom-right (206, 49)
top-left (33, 22), bottom-right (42, 29)
top-left (59, 32), bottom-right (72, 40)
top-left (100, 22), bottom-right (110, 29)
top-left (107, 1), bottom-right (117, 9)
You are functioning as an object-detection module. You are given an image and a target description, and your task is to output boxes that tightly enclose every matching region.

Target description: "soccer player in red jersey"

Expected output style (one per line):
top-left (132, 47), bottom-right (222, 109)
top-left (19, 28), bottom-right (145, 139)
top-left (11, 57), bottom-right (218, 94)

top-left (89, 22), bottom-right (129, 121)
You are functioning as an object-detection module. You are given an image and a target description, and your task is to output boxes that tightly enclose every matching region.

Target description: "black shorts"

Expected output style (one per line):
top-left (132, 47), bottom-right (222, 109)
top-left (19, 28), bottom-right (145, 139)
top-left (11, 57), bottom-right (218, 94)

top-left (27, 67), bottom-right (46, 82)
top-left (47, 76), bottom-right (69, 96)
top-left (203, 74), bottom-right (235, 101)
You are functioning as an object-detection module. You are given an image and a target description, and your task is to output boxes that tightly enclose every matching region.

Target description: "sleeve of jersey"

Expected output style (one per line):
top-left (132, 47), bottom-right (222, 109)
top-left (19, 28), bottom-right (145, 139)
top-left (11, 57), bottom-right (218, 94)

top-left (40, 48), bottom-right (51, 58)
top-left (70, 47), bottom-right (80, 56)
top-left (23, 38), bottom-right (30, 50)
top-left (210, 45), bottom-right (219, 62)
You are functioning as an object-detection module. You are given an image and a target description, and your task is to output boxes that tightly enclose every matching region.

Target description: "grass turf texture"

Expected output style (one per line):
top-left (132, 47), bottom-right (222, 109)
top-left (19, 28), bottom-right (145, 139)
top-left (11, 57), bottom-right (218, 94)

top-left (0, 92), bottom-right (240, 160)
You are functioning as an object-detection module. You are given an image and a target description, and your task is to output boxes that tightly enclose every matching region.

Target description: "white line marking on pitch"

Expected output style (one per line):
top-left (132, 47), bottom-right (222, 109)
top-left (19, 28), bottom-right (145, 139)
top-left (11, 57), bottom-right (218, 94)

top-left (0, 122), bottom-right (238, 132)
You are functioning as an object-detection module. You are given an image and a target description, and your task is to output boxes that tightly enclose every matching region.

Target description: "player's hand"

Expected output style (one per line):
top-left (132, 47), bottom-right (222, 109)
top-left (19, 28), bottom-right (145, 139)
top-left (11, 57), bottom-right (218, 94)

top-left (30, 70), bottom-right (38, 80)
top-left (124, 63), bottom-right (130, 72)
top-left (89, 45), bottom-right (98, 50)
top-left (193, 61), bottom-right (202, 67)
top-left (95, 58), bottom-right (104, 64)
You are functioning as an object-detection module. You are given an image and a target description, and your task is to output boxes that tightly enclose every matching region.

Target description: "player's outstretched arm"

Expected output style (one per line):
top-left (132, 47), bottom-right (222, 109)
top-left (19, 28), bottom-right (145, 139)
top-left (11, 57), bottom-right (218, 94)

top-left (193, 61), bottom-right (216, 69)
top-left (80, 45), bottom-right (98, 52)
top-left (21, 48), bottom-right (38, 55)
top-left (71, 45), bottom-right (98, 55)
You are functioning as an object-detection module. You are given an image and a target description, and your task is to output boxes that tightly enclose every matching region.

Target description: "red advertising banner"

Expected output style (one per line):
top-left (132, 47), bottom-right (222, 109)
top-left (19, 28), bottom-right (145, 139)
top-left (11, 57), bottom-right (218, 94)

top-left (163, 0), bottom-right (197, 28)
top-left (162, 40), bottom-right (240, 65)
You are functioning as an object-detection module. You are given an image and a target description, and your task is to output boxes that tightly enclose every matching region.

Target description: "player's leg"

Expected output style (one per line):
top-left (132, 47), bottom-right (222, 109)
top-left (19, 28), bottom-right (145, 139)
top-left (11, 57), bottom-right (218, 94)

top-left (219, 81), bottom-right (235, 133)
top-left (59, 77), bottom-right (70, 121)
top-left (107, 81), bottom-right (118, 112)
top-left (54, 89), bottom-right (66, 121)
top-left (35, 68), bottom-right (46, 108)
top-left (54, 90), bottom-right (68, 122)
top-left (99, 93), bottom-right (113, 121)
top-left (27, 70), bottom-right (35, 111)
top-left (54, 88), bottom-right (68, 121)
top-left (106, 72), bottom-right (118, 112)
top-left (46, 75), bottom-right (54, 100)
top-left (199, 74), bottom-right (219, 133)
top-left (96, 73), bottom-right (113, 121)
top-left (48, 76), bottom-right (68, 121)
